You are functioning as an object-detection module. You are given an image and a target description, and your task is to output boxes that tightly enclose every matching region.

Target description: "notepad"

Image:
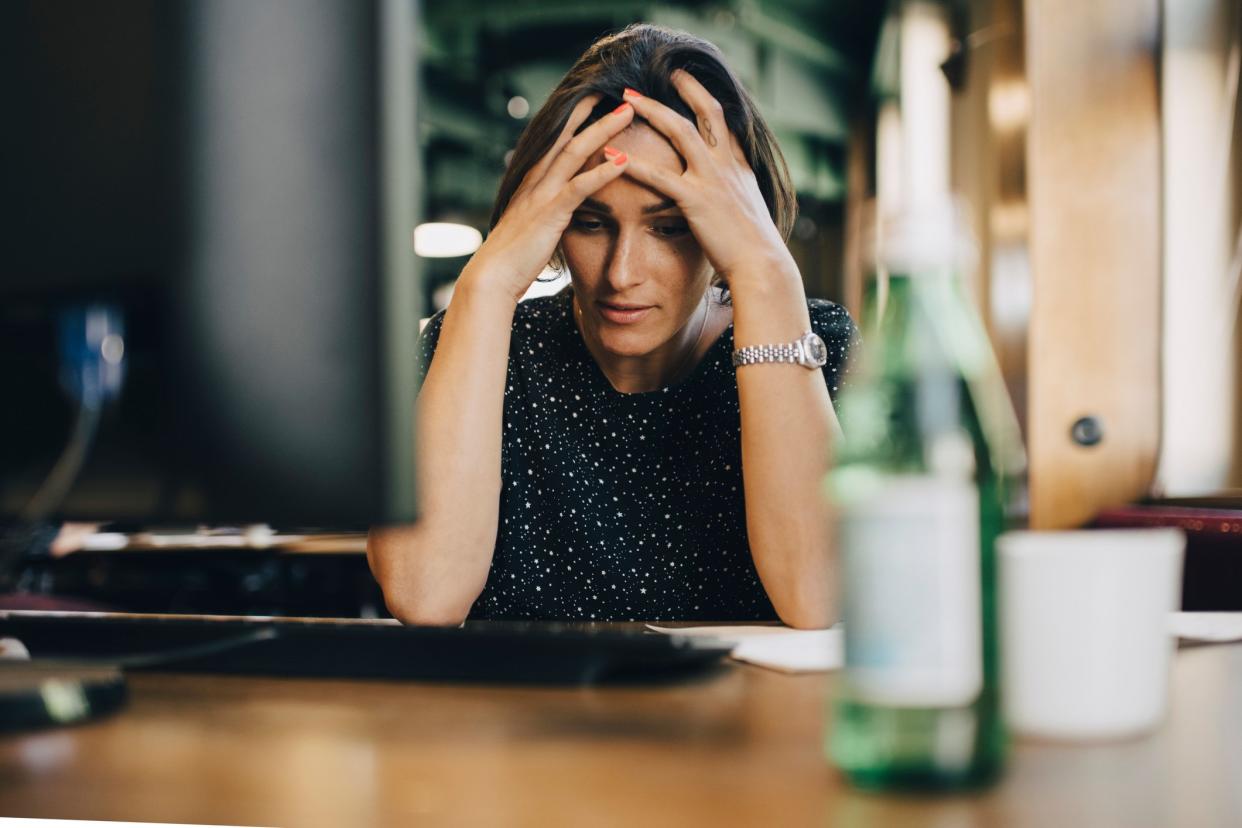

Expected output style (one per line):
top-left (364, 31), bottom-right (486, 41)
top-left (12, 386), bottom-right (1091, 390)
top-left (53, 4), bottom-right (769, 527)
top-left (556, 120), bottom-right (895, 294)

top-left (647, 624), bottom-right (843, 673)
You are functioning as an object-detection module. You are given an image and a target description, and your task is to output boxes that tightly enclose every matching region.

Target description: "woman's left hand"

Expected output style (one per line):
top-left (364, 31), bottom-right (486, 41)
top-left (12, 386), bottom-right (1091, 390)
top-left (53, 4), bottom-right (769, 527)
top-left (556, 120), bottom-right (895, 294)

top-left (620, 71), bottom-right (795, 286)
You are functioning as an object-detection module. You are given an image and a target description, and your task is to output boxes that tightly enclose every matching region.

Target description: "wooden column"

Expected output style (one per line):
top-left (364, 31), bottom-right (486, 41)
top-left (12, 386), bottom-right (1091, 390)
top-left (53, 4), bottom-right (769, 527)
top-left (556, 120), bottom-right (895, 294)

top-left (1025, 0), bottom-right (1162, 528)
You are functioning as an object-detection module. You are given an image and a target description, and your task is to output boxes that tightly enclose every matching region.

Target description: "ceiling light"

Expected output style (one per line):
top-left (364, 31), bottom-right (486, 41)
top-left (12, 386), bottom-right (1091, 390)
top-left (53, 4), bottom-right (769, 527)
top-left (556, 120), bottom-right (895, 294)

top-left (507, 96), bottom-right (530, 119)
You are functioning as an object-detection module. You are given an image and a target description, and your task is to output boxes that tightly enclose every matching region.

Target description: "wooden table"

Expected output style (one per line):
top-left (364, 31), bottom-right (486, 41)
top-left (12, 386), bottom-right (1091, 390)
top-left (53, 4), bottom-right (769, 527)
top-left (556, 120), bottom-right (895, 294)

top-left (1, 641), bottom-right (1239, 826)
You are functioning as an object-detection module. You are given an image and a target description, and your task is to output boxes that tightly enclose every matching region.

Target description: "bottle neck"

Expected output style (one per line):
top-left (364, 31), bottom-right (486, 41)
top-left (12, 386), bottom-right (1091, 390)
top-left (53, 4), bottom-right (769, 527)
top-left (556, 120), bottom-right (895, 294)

top-left (862, 268), bottom-right (960, 342)
top-left (855, 266), bottom-right (1028, 486)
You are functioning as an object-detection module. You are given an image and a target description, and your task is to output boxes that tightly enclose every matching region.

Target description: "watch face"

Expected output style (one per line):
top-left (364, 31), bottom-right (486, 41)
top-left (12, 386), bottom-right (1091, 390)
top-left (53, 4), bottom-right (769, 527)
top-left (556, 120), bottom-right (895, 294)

top-left (803, 333), bottom-right (828, 367)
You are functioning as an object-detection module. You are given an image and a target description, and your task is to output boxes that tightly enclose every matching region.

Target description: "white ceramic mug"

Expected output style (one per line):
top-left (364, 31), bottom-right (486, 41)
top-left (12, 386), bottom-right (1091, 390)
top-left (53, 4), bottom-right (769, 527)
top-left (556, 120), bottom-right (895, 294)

top-left (997, 528), bottom-right (1186, 741)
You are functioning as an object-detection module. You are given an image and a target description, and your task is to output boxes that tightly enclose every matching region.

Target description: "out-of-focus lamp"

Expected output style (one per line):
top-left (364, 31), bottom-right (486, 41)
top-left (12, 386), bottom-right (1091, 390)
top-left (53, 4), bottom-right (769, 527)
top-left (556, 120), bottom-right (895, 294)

top-left (413, 222), bottom-right (482, 258)
top-left (507, 96), bottom-right (530, 119)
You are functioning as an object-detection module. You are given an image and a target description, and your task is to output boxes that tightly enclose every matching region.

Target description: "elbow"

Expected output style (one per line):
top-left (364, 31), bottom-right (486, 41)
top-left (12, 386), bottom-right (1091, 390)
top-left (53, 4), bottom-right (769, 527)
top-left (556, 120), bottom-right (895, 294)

top-left (765, 554), bottom-right (839, 630)
top-left (375, 568), bottom-right (474, 627)
top-left (383, 592), bottom-right (470, 628)
top-left (750, 534), bottom-right (839, 630)
top-left (773, 600), bottom-right (837, 630)
top-left (367, 526), bottom-right (481, 627)
top-left (770, 585), bottom-right (839, 630)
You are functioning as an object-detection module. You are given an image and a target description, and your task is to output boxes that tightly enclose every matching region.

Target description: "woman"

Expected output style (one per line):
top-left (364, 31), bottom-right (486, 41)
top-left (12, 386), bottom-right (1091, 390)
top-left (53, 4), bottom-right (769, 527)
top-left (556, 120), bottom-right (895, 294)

top-left (368, 23), bottom-right (857, 628)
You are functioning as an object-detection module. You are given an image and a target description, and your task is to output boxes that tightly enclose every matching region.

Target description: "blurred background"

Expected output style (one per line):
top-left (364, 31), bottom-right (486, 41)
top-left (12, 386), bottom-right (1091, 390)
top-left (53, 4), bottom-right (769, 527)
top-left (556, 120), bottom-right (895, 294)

top-left (414, 0), bottom-right (881, 313)
top-left (414, 0), bottom-right (1242, 515)
top-left (2, 0), bottom-right (1240, 615)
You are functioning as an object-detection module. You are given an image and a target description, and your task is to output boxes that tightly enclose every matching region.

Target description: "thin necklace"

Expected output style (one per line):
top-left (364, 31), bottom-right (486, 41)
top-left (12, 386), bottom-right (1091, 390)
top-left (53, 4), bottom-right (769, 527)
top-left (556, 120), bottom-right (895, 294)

top-left (571, 289), bottom-right (711, 388)
top-left (669, 291), bottom-right (711, 386)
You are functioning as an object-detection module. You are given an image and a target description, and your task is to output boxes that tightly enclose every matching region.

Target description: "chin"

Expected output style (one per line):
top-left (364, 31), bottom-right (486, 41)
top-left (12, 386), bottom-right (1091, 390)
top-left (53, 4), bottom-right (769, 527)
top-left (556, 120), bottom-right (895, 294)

top-left (596, 324), bottom-right (664, 358)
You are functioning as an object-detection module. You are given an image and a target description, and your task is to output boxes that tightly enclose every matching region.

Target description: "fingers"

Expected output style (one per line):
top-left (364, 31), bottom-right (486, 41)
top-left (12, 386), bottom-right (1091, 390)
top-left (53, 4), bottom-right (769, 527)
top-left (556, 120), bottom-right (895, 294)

top-left (518, 94), bottom-right (602, 197)
top-left (621, 86), bottom-right (712, 170)
top-left (726, 129), bottom-right (749, 167)
top-left (617, 154), bottom-right (689, 204)
top-left (559, 151), bottom-right (630, 210)
top-left (539, 101), bottom-right (635, 194)
top-left (669, 69), bottom-right (730, 155)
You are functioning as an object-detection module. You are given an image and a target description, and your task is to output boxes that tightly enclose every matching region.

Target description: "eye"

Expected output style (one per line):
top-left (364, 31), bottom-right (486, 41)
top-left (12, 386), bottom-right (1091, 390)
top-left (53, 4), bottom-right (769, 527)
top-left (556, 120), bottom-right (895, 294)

top-left (653, 222), bottom-right (690, 239)
top-left (570, 216), bottom-right (606, 233)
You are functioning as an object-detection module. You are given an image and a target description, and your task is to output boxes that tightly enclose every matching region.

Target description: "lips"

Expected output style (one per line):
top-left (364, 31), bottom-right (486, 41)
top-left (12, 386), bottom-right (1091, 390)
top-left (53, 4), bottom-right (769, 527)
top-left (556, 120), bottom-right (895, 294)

top-left (597, 301), bottom-right (653, 324)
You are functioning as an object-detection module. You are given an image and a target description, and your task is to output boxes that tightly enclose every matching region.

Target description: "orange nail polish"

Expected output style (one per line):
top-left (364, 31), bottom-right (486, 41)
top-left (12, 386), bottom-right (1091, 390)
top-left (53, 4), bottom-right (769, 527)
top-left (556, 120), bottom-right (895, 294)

top-left (611, 102), bottom-right (630, 114)
top-left (623, 87), bottom-right (643, 99)
top-left (603, 145), bottom-right (620, 157)
top-left (612, 151), bottom-right (628, 166)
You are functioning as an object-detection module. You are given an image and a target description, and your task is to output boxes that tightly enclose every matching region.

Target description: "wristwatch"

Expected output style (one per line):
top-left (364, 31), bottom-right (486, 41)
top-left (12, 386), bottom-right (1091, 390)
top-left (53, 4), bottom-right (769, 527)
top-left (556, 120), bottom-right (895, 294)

top-left (732, 330), bottom-right (828, 369)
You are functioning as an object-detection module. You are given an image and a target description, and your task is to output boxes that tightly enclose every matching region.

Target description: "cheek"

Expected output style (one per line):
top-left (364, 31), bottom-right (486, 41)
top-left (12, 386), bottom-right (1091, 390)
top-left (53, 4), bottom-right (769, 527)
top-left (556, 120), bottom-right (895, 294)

top-left (671, 239), bottom-right (709, 274)
top-left (630, 234), bottom-right (707, 271)
top-left (560, 236), bottom-right (603, 277)
top-left (664, 240), bottom-right (712, 291)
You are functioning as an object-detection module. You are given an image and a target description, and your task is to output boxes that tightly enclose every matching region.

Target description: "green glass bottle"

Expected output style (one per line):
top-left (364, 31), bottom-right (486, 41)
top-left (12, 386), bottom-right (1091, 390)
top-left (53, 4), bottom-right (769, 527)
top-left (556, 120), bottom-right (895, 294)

top-left (827, 203), bottom-right (1024, 791)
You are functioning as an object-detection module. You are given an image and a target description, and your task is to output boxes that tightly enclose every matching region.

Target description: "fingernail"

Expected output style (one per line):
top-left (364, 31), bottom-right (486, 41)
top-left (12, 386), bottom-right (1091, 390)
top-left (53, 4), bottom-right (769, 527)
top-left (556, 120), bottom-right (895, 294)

top-left (623, 87), bottom-right (643, 99)
top-left (604, 147), bottom-right (628, 166)
top-left (611, 102), bottom-right (630, 114)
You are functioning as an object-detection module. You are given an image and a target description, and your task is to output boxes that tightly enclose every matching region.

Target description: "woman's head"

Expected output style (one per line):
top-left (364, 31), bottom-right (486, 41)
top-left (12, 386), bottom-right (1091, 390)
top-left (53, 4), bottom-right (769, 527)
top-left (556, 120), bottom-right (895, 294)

top-left (492, 24), bottom-right (796, 241)
top-left (490, 23), bottom-right (796, 362)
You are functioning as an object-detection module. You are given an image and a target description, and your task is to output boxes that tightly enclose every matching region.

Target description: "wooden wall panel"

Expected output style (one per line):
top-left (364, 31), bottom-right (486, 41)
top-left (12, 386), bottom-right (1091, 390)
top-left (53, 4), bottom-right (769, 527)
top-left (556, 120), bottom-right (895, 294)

top-left (1025, 0), bottom-right (1162, 528)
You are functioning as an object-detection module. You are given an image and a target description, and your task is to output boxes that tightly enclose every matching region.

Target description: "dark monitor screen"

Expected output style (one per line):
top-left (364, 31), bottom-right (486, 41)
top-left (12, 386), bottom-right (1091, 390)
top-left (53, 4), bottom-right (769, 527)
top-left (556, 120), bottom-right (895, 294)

top-left (0, 0), bottom-right (422, 527)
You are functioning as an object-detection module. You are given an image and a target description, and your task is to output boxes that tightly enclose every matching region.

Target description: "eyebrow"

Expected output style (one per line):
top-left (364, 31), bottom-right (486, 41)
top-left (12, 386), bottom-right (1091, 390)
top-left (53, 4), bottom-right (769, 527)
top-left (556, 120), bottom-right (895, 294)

top-left (579, 197), bottom-right (679, 215)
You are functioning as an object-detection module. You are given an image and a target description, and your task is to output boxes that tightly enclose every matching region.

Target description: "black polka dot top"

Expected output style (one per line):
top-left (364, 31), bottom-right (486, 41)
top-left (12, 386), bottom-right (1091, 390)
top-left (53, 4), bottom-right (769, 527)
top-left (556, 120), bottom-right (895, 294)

top-left (415, 286), bottom-right (858, 622)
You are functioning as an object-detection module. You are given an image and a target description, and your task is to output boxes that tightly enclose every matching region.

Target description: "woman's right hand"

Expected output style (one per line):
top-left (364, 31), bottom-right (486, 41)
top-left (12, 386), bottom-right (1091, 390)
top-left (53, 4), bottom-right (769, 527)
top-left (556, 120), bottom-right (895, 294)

top-left (460, 94), bottom-right (635, 303)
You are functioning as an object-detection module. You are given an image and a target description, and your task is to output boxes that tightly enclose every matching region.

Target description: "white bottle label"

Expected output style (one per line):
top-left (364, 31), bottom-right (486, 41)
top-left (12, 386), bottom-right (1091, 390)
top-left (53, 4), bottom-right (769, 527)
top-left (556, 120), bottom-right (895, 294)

top-left (841, 474), bottom-right (982, 707)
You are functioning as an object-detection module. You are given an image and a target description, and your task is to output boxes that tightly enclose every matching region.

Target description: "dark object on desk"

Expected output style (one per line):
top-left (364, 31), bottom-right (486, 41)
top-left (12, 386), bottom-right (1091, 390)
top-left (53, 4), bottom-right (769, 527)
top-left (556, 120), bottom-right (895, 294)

top-left (15, 547), bottom-right (383, 618)
top-left (0, 612), bottom-right (733, 686)
top-left (1094, 503), bottom-right (1242, 611)
top-left (0, 659), bottom-right (127, 733)
top-left (1, 0), bottom-right (420, 527)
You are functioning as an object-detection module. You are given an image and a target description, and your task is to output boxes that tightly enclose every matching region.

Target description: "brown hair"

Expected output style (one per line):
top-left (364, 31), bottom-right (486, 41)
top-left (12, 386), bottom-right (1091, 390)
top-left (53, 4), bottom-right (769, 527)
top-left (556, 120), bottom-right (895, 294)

top-left (489, 23), bottom-right (797, 299)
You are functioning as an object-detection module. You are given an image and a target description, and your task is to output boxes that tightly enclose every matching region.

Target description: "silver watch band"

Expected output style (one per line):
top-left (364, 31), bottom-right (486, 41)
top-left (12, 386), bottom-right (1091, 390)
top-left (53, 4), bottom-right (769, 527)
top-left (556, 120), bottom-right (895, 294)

top-left (732, 330), bottom-right (821, 368)
top-left (731, 342), bottom-right (803, 366)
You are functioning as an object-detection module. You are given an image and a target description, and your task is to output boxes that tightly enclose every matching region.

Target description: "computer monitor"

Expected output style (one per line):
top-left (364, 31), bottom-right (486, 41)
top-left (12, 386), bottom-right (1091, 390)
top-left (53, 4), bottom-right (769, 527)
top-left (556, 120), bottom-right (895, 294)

top-left (0, 0), bottom-right (422, 527)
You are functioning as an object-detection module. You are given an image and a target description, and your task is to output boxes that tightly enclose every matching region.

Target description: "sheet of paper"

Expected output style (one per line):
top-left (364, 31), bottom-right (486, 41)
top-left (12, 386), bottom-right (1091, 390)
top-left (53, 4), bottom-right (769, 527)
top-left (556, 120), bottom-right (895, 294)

top-left (647, 624), bottom-right (843, 673)
top-left (1169, 612), bottom-right (1242, 643)
top-left (652, 612), bottom-right (1242, 673)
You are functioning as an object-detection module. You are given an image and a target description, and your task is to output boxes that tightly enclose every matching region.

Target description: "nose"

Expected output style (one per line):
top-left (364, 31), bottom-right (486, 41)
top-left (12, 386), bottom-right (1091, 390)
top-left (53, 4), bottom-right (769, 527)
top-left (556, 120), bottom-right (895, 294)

top-left (603, 227), bottom-right (646, 294)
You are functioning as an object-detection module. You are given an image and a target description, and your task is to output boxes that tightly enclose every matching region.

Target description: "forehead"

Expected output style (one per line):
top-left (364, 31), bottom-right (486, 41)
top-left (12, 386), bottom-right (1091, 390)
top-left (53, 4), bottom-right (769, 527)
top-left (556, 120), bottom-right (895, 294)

top-left (578, 121), bottom-right (687, 209)
top-left (581, 120), bottom-right (686, 174)
top-left (613, 120), bottom-right (685, 168)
